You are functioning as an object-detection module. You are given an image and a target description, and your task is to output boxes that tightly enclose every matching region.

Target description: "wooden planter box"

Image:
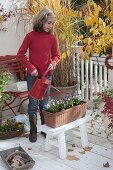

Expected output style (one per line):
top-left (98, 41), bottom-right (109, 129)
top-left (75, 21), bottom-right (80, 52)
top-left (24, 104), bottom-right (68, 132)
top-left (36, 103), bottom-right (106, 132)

top-left (42, 101), bottom-right (87, 128)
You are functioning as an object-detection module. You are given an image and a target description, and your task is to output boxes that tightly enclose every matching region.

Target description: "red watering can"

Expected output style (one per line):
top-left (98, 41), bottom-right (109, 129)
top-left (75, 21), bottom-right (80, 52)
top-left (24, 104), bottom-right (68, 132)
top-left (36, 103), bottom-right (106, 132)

top-left (29, 69), bottom-right (51, 100)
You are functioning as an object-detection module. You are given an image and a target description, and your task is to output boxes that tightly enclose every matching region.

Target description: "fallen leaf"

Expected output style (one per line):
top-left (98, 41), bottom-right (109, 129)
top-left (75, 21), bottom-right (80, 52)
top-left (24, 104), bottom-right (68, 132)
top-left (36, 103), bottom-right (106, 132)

top-left (83, 147), bottom-right (92, 152)
top-left (67, 155), bottom-right (80, 161)
top-left (28, 148), bottom-right (32, 150)
top-left (72, 144), bottom-right (76, 147)
top-left (22, 133), bottom-right (29, 138)
top-left (68, 149), bottom-right (74, 152)
top-left (103, 162), bottom-right (110, 167)
top-left (79, 150), bottom-right (86, 154)
top-left (89, 132), bottom-right (93, 134)
top-left (98, 132), bottom-right (101, 134)
top-left (90, 124), bottom-right (94, 127)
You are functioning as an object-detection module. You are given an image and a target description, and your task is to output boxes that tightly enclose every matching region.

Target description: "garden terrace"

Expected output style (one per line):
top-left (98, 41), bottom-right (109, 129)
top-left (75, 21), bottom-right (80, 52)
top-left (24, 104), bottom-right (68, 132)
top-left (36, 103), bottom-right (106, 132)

top-left (0, 0), bottom-right (113, 169)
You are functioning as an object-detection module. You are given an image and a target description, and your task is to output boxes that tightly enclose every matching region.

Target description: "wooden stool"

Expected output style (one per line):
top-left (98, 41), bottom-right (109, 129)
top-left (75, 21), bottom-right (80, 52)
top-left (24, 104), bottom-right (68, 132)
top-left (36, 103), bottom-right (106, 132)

top-left (39, 115), bottom-right (91, 159)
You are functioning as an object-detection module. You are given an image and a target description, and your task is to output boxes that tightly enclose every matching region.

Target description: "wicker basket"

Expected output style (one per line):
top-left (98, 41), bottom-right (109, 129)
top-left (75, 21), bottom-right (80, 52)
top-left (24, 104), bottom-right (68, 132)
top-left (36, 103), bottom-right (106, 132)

top-left (0, 130), bottom-right (23, 140)
top-left (42, 101), bottom-right (87, 128)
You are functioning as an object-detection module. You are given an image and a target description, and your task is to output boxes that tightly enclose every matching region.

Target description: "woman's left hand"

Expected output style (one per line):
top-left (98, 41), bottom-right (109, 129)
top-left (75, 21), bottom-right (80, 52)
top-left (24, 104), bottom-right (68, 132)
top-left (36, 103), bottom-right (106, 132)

top-left (48, 63), bottom-right (54, 70)
top-left (48, 61), bottom-right (56, 70)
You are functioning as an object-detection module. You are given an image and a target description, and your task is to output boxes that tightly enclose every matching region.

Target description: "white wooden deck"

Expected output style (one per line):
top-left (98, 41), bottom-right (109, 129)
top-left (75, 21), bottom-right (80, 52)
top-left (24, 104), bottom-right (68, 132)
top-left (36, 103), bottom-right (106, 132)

top-left (0, 110), bottom-right (113, 170)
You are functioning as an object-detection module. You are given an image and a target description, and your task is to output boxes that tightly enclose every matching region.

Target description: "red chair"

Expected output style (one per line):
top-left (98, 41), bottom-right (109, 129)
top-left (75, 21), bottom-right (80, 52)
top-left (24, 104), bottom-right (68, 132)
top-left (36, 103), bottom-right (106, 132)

top-left (0, 55), bottom-right (28, 115)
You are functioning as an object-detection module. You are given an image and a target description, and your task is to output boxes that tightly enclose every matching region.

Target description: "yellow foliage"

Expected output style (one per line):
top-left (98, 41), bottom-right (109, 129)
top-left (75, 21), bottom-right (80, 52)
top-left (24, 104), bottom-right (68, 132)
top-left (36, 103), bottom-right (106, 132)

top-left (61, 52), bottom-right (66, 60)
top-left (84, 16), bottom-right (95, 26)
top-left (78, 0), bottom-right (113, 58)
top-left (16, 0), bottom-right (113, 60)
top-left (110, 11), bottom-right (113, 21)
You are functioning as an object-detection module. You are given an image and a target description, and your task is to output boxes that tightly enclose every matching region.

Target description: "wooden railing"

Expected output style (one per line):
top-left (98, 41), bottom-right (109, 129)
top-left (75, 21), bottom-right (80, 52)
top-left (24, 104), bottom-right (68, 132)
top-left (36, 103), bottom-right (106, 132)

top-left (76, 47), bottom-right (113, 101)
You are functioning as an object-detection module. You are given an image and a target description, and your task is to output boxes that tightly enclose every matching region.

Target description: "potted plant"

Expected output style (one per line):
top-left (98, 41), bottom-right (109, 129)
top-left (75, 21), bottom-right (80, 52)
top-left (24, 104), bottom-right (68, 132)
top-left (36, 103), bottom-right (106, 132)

top-left (93, 89), bottom-right (113, 139)
top-left (0, 69), bottom-right (12, 125)
top-left (0, 119), bottom-right (24, 139)
top-left (42, 95), bottom-right (87, 128)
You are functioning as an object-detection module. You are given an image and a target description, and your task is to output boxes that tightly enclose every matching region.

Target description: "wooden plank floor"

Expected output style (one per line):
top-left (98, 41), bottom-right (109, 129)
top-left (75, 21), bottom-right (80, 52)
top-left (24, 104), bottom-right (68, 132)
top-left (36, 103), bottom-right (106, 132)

top-left (0, 110), bottom-right (113, 170)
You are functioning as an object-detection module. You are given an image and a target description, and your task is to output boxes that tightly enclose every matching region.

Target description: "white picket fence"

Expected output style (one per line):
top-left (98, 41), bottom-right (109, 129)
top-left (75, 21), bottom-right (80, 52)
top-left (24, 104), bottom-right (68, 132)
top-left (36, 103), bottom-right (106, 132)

top-left (76, 47), bottom-right (113, 101)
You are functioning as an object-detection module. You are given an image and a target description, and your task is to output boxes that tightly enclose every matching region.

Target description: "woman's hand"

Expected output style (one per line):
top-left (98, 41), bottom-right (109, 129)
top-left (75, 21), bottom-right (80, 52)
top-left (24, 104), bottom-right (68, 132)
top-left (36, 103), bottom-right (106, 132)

top-left (48, 61), bottom-right (56, 70)
top-left (31, 69), bottom-right (38, 76)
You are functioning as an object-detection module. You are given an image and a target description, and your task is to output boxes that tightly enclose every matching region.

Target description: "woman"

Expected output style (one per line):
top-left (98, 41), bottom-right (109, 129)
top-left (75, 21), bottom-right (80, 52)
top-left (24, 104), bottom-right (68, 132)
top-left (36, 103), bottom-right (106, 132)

top-left (17, 7), bottom-right (60, 142)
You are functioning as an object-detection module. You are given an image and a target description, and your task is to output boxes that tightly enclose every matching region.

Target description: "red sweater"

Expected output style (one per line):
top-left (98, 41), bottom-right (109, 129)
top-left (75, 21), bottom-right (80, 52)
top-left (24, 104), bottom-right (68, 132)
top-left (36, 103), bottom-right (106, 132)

top-left (17, 31), bottom-right (60, 76)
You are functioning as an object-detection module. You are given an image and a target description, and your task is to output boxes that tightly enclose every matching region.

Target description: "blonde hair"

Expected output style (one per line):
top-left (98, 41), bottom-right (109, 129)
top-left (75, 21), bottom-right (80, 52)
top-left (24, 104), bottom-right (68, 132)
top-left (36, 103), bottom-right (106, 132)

top-left (33, 7), bottom-right (56, 32)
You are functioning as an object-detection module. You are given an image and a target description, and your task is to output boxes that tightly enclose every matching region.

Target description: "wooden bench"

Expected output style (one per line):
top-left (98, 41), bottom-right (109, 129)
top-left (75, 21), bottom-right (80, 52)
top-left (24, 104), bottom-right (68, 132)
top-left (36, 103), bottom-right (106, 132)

top-left (39, 113), bottom-right (92, 159)
top-left (0, 55), bottom-right (28, 115)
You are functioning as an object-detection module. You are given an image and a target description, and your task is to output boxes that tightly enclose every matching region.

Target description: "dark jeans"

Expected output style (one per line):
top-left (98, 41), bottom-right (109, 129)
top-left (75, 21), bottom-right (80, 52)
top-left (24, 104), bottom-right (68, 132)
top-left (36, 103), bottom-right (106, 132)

top-left (27, 74), bottom-right (52, 116)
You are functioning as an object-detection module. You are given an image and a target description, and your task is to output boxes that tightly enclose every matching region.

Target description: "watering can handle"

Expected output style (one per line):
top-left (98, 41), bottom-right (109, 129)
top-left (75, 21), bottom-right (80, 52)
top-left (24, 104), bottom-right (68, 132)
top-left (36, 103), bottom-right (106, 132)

top-left (42, 69), bottom-right (50, 78)
top-left (42, 69), bottom-right (70, 97)
top-left (50, 86), bottom-right (69, 95)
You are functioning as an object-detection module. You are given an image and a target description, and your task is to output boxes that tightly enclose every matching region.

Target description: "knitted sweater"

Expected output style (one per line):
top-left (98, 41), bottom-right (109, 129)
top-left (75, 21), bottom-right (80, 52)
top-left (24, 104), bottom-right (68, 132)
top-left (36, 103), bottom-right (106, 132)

top-left (17, 31), bottom-right (60, 76)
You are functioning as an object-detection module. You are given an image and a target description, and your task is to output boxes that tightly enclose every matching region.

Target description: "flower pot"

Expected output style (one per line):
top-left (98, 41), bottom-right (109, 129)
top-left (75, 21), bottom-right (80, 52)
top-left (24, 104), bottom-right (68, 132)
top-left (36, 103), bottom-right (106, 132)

top-left (50, 85), bottom-right (78, 100)
top-left (0, 121), bottom-right (24, 140)
top-left (42, 101), bottom-right (87, 128)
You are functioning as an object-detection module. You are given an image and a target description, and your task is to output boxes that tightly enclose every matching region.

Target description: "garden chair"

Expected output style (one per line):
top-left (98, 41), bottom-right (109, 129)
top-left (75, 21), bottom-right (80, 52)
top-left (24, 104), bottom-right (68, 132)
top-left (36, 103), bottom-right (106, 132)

top-left (0, 55), bottom-right (28, 115)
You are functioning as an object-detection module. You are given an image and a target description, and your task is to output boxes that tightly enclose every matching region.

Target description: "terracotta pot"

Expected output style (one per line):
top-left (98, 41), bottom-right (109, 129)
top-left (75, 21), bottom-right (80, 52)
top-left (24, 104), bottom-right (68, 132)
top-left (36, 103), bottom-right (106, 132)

top-left (50, 84), bottom-right (78, 100)
top-left (42, 101), bottom-right (87, 128)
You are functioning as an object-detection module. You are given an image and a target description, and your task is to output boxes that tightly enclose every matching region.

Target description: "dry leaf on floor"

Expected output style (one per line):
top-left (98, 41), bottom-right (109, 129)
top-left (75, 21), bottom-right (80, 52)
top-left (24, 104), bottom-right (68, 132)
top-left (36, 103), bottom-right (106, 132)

top-left (83, 147), bottom-right (92, 152)
top-left (68, 149), bottom-right (74, 152)
top-left (67, 155), bottom-right (80, 161)
top-left (28, 148), bottom-right (32, 150)
top-left (90, 124), bottom-right (94, 128)
top-left (72, 144), bottom-right (76, 147)
top-left (89, 132), bottom-right (93, 134)
top-left (79, 150), bottom-right (86, 154)
top-left (103, 162), bottom-right (110, 167)
top-left (22, 133), bottom-right (29, 138)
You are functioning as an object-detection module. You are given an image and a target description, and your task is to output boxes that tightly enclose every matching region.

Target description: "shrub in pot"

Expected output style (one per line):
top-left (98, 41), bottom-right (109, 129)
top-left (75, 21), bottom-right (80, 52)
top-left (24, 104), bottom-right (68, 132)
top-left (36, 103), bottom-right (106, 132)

top-left (0, 119), bottom-right (24, 139)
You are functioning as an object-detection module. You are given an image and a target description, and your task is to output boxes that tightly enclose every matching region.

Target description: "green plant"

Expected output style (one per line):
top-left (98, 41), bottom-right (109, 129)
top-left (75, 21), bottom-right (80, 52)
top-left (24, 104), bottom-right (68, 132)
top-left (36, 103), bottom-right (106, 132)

top-left (0, 119), bottom-right (24, 132)
top-left (47, 95), bottom-right (83, 113)
top-left (0, 70), bottom-right (12, 109)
